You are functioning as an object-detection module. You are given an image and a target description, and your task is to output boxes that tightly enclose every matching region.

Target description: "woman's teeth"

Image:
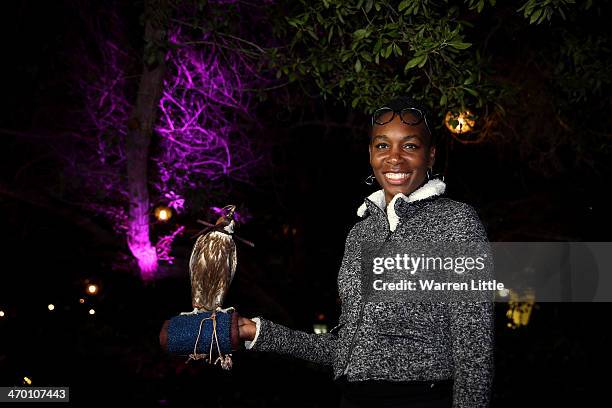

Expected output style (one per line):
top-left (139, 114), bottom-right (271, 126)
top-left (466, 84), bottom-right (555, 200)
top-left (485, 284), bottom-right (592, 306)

top-left (384, 172), bottom-right (409, 180)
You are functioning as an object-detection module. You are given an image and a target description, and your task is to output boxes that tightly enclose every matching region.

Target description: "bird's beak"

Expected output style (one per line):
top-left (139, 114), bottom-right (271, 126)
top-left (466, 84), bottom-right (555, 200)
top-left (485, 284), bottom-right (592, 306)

top-left (225, 205), bottom-right (236, 218)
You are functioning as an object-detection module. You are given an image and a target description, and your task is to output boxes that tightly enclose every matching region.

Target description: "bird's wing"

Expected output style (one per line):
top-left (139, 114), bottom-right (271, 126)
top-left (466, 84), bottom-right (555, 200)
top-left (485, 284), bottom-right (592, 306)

top-left (229, 239), bottom-right (237, 284)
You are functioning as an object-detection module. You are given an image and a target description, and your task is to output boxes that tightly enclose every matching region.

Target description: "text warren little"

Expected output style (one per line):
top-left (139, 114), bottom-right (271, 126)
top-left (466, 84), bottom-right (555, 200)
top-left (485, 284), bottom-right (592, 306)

top-left (373, 279), bottom-right (505, 291)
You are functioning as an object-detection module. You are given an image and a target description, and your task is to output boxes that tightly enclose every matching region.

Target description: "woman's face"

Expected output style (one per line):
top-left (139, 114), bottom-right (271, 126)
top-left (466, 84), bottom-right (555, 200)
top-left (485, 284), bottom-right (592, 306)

top-left (369, 111), bottom-right (436, 204)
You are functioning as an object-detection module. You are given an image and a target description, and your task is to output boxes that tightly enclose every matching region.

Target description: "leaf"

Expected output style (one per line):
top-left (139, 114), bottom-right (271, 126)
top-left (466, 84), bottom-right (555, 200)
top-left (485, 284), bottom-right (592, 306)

top-left (383, 44), bottom-right (393, 58)
top-left (336, 9), bottom-right (345, 24)
top-left (360, 51), bottom-right (372, 62)
top-left (365, 0), bottom-right (374, 13)
top-left (519, 0), bottom-right (536, 16)
top-left (353, 29), bottom-right (367, 40)
top-left (417, 55), bottom-right (428, 68)
top-left (307, 29), bottom-right (319, 41)
top-left (404, 54), bottom-right (425, 72)
top-left (529, 8), bottom-right (542, 24)
top-left (374, 37), bottom-right (383, 53)
top-left (393, 43), bottom-right (403, 56)
top-left (355, 58), bottom-right (362, 73)
top-left (398, 0), bottom-right (411, 12)
top-left (449, 42), bottom-right (472, 50)
top-left (463, 86), bottom-right (479, 97)
top-left (439, 94), bottom-right (447, 106)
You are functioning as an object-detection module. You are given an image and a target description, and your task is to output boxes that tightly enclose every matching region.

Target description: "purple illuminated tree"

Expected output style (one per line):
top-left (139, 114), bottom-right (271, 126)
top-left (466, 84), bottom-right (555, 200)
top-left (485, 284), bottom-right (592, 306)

top-left (155, 27), bottom-right (263, 198)
top-left (68, 0), bottom-right (270, 280)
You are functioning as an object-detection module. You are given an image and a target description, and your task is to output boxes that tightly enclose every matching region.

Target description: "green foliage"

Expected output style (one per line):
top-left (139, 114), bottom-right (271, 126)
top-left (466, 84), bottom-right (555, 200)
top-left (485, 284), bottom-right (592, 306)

top-left (261, 0), bottom-right (601, 135)
top-left (268, 0), bottom-right (507, 121)
top-left (465, 0), bottom-right (497, 13)
top-left (176, 0), bottom-right (608, 159)
top-left (517, 0), bottom-right (592, 25)
top-left (554, 32), bottom-right (611, 104)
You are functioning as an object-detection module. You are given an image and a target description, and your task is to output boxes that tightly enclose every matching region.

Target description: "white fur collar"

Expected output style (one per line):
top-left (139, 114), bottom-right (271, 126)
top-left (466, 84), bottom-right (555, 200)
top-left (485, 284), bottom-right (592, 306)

top-left (356, 178), bottom-right (446, 231)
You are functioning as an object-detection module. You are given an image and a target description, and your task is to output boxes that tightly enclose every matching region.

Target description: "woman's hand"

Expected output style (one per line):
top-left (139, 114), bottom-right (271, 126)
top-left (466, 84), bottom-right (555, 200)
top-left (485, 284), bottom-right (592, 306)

top-left (237, 314), bottom-right (256, 342)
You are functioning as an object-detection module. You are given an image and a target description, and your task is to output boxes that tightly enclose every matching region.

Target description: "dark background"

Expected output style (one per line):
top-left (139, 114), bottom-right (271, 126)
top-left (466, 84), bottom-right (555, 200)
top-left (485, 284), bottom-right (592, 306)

top-left (1, 1), bottom-right (611, 407)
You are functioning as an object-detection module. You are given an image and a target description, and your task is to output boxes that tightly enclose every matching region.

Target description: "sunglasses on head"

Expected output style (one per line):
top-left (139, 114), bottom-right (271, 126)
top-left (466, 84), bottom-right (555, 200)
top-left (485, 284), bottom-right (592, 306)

top-left (371, 106), bottom-right (432, 137)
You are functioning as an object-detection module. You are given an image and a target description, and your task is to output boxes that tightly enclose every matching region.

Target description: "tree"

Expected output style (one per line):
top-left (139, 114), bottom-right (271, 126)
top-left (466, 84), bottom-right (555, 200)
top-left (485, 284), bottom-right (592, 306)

top-left (264, 1), bottom-right (599, 113)
top-left (68, 0), bottom-right (271, 279)
top-left (263, 0), bottom-right (609, 172)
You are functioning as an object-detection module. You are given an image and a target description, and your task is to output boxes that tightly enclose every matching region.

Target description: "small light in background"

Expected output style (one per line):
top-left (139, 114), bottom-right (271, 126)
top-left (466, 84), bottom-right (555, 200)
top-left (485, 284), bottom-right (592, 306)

top-left (89, 309), bottom-right (96, 315)
top-left (87, 284), bottom-right (99, 295)
top-left (48, 304), bottom-right (55, 311)
top-left (444, 110), bottom-right (476, 134)
top-left (313, 324), bottom-right (328, 334)
top-left (506, 289), bottom-right (535, 329)
top-left (0, 310), bottom-right (5, 318)
top-left (23, 376), bottom-right (32, 385)
top-left (79, 298), bottom-right (85, 304)
top-left (154, 205), bottom-right (172, 222)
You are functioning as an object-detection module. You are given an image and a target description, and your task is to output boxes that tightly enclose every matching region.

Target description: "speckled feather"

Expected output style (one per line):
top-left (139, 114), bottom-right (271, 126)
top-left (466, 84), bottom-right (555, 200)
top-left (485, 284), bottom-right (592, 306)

top-left (250, 180), bottom-right (494, 408)
top-left (189, 230), bottom-right (237, 311)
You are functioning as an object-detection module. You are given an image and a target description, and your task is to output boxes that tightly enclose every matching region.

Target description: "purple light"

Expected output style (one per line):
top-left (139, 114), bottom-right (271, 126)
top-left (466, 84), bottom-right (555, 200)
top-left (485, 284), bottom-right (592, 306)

top-left (156, 225), bottom-right (185, 264)
top-left (164, 191), bottom-right (185, 213)
top-left (128, 240), bottom-right (158, 280)
top-left (70, 12), bottom-right (270, 280)
top-left (154, 28), bottom-right (263, 197)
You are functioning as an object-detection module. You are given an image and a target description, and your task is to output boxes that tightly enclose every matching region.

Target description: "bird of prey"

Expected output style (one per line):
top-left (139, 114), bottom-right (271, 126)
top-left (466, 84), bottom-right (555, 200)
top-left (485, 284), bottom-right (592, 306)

top-left (186, 205), bottom-right (237, 314)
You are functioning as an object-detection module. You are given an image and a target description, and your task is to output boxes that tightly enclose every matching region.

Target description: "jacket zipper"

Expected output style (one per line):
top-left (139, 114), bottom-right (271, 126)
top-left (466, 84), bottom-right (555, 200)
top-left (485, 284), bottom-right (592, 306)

top-left (342, 199), bottom-right (393, 375)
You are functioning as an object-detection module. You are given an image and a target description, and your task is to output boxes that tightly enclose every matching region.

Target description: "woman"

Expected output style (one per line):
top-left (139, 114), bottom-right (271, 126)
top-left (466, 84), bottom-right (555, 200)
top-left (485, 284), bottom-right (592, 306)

top-left (238, 96), bottom-right (494, 408)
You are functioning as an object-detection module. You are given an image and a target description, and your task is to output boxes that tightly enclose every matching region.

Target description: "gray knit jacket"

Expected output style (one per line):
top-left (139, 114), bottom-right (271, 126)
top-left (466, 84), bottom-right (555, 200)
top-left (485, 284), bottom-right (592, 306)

top-left (248, 179), bottom-right (494, 408)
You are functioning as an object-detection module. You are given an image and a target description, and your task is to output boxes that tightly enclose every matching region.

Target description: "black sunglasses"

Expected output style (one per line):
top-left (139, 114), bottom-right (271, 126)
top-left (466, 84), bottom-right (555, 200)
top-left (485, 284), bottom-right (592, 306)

top-left (371, 107), bottom-right (432, 136)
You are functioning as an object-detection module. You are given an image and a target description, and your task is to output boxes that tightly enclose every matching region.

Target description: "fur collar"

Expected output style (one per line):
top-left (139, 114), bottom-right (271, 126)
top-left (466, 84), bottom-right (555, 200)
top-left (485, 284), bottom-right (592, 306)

top-left (356, 178), bottom-right (446, 231)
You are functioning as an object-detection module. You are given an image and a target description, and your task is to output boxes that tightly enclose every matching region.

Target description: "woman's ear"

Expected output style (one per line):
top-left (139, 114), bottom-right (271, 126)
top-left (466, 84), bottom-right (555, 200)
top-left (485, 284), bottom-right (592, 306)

top-left (428, 145), bottom-right (436, 168)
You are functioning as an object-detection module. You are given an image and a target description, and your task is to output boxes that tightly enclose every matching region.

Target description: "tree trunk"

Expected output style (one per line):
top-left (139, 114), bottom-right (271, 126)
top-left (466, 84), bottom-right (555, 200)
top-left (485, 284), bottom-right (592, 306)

top-left (126, 0), bottom-right (167, 280)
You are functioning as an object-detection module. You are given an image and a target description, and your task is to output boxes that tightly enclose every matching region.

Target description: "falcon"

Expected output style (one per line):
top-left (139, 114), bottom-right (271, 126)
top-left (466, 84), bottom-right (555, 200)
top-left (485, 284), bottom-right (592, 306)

top-left (187, 205), bottom-right (237, 314)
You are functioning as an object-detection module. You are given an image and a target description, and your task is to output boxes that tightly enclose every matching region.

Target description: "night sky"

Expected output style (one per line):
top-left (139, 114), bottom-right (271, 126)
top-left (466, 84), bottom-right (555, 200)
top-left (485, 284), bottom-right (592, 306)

top-left (1, 1), bottom-right (611, 407)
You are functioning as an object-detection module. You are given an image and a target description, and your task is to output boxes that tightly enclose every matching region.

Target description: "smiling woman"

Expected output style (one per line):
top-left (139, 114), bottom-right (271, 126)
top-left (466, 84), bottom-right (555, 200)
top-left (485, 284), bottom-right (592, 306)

top-left (237, 96), bottom-right (494, 408)
top-left (369, 98), bottom-right (437, 204)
